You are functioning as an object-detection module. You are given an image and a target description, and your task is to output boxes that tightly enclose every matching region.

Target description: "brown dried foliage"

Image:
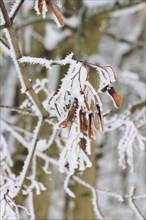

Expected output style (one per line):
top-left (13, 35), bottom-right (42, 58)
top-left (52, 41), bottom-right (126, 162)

top-left (59, 98), bottom-right (78, 128)
top-left (37, 0), bottom-right (64, 27)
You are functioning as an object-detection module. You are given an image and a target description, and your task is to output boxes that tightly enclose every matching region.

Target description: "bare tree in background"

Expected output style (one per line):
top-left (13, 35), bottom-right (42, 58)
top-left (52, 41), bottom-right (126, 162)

top-left (0, 0), bottom-right (145, 219)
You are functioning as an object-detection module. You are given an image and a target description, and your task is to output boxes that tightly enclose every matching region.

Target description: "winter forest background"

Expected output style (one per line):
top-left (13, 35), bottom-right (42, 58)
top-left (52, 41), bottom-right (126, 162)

top-left (0, 0), bottom-right (146, 219)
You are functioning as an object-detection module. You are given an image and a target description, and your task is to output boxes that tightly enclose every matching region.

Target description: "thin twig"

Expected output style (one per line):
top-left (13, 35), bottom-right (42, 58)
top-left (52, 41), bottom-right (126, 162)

top-left (103, 31), bottom-right (145, 49)
top-left (0, 37), bottom-right (10, 49)
top-left (0, 119), bottom-right (29, 148)
top-left (11, 0), bottom-right (25, 23)
top-left (13, 117), bottom-right (43, 197)
top-left (0, 105), bottom-right (34, 116)
top-left (129, 186), bottom-right (145, 220)
top-left (130, 100), bottom-right (146, 114)
top-left (0, 117), bottom-right (33, 138)
top-left (88, 0), bottom-right (145, 17)
top-left (0, 24), bottom-right (7, 30)
top-left (0, 0), bottom-right (25, 29)
top-left (15, 18), bottom-right (55, 31)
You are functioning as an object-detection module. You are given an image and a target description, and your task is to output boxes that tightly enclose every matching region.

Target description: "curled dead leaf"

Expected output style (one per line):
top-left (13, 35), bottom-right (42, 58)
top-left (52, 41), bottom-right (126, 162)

top-left (47, 0), bottom-right (64, 27)
top-left (59, 98), bottom-right (78, 128)
top-left (107, 87), bottom-right (123, 109)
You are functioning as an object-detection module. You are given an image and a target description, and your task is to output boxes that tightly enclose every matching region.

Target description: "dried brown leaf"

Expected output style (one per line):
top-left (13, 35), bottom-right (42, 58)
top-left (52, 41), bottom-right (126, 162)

top-left (38, 0), bottom-right (43, 14)
top-left (59, 98), bottom-right (78, 128)
top-left (94, 112), bottom-right (100, 131)
top-left (79, 110), bottom-right (87, 134)
top-left (47, 0), bottom-right (64, 27)
top-left (107, 87), bottom-right (123, 109)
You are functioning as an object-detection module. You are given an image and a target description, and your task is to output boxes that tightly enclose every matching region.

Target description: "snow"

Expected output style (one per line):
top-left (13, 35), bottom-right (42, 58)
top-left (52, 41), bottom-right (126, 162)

top-left (45, 25), bottom-right (71, 50)
top-left (64, 15), bottom-right (79, 28)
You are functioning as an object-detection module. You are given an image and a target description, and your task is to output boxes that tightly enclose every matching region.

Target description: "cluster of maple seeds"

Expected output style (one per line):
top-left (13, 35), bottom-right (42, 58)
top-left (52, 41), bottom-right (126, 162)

top-left (58, 98), bottom-right (101, 138)
top-left (59, 97), bottom-right (104, 139)
top-left (58, 80), bottom-right (122, 140)
top-left (79, 104), bottom-right (104, 139)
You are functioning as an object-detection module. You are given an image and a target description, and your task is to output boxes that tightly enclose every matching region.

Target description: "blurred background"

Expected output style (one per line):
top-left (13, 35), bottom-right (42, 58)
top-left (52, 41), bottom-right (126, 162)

top-left (1, 0), bottom-right (145, 219)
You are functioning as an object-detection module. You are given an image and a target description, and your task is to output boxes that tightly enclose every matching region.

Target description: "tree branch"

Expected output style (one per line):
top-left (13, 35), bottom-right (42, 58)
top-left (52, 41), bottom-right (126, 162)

top-left (130, 100), bottom-right (146, 114)
top-left (103, 31), bottom-right (145, 49)
top-left (0, 37), bottom-right (10, 49)
top-left (89, 0), bottom-right (145, 16)
top-left (15, 17), bottom-right (53, 31)
top-left (0, 0), bottom-right (25, 29)
top-left (11, 0), bottom-right (25, 23)
top-left (0, 104), bottom-right (34, 116)
top-left (13, 117), bottom-right (43, 197)
top-left (0, 0), bottom-right (49, 119)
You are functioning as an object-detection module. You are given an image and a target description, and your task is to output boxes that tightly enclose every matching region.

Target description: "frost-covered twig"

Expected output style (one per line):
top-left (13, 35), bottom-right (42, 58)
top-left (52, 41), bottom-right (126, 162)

top-left (129, 186), bottom-right (145, 220)
top-left (28, 192), bottom-right (35, 219)
top-left (0, 0), bottom-right (24, 28)
top-left (103, 31), bottom-right (145, 49)
top-left (0, 119), bottom-right (29, 148)
top-left (0, 105), bottom-right (34, 116)
top-left (13, 117), bottom-right (43, 197)
top-left (19, 53), bottom-right (74, 69)
top-left (97, 189), bottom-right (124, 202)
top-left (0, 37), bottom-right (10, 49)
top-left (64, 174), bottom-right (75, 198)
top-left (118, 120), bottom-right (145, 172)
top-left (10, 0), bottom-right (25, 23)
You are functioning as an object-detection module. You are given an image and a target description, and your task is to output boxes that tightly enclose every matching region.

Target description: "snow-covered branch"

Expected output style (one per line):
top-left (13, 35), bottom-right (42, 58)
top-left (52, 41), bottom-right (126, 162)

top-left (0, 0), bottom-right (49, 119)
top-left (13, 117), bottom-right (43, 197)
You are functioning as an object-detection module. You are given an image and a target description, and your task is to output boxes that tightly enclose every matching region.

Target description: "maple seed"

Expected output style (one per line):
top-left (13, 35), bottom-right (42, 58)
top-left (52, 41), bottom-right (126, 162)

top-left (94, 112), bottom-right (100, 131)
top-left (47, 0), bottom-right (64, 27)
top-left (79, 110), bottom-right (87, 134)
top-left (88, 113), bottom-right (93, 139)
top-left (107, 87), bottom-right (123, 109)
top-left (38, 0), bottom-right (43, 14)
top-left (59, 98), bottom-right (78, 128)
